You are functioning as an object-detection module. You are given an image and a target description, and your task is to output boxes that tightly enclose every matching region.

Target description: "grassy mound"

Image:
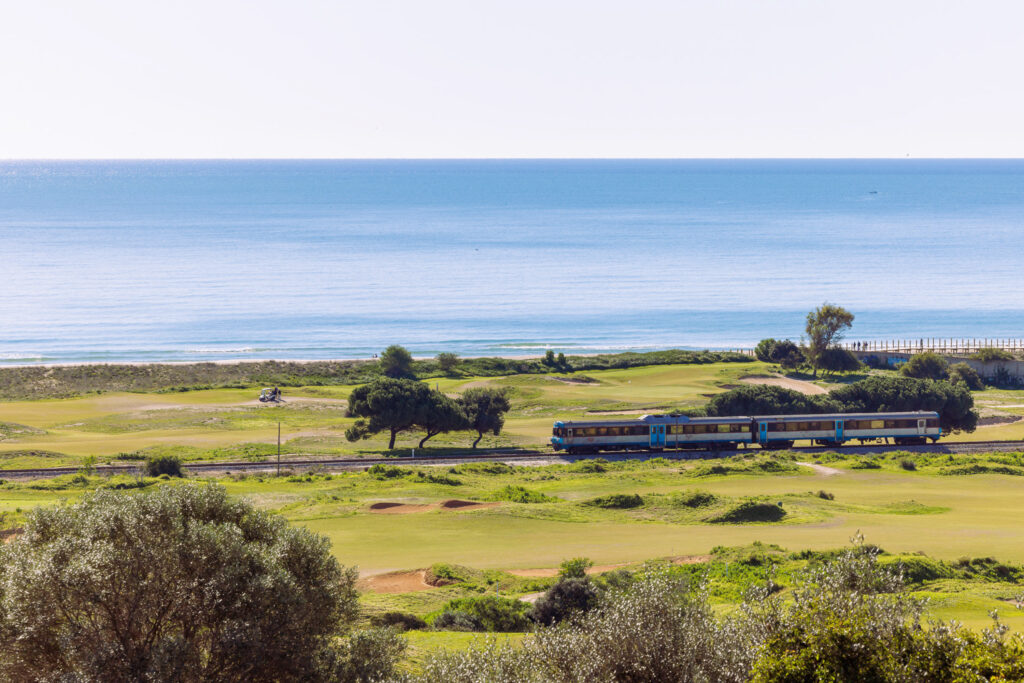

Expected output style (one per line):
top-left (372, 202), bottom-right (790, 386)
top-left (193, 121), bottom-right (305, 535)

top-left (707, 501), bottom-right (786, 524)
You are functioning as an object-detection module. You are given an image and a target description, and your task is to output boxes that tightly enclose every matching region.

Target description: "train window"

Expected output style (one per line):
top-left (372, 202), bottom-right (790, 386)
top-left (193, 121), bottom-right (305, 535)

top-left (927, 419), bottom-right (939, 428)
top-left (693, 425), bottom-right (706, 434)
top-left (731, 424), bottom-right (744, 432)
top-left (786, 422), bottom-right (799, 431)
top-left (884, 421), bottom-right (896, 429)
top-left (870, 420), bottom-right (884, 429)
top-left (716, 424), bottom-right (728, 433)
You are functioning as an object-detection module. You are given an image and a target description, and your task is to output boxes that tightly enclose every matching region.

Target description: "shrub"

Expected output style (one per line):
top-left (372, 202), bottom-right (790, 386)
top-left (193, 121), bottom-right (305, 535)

top-left (370, 611), bottom-right (427, 631)
top-left (451, 461), bottom-right (513, 475)
top-left (0, 483), bottom-right (360, 681)
top-left (670, 490), bottom-right (717, 508)
top-left (900, 458), bottom-right (917, 471)
top-left (559, 557), bottom-right (593, 579)
top-left (818, 347), bottom-right (862, 374)
top-left (529, 577), bottom-right (602, 626)
top-left (948, 362), bottom-right (984, 390)
top-left (972, 348), bottom-right (1013, 362)
top-left (707, 501), bottom-right (786, 523)
top-left (900, 352), bottom-right (950, 380)
top-left (366, 464), bottom-right (411, 479)
top-left (144, 454), bottom-right (183, 478)
top-left (584, 493), bottom-right (644, 509)
top-left (570, 459), bottom-right (607, 473)
top-left (489, 485), bottom-right (553, 503)
top-left (851, 459), bottom-right (882, 470)
top-left (436, 352), bottom-right (459, 374)
top-left (817, 490), bottom-right (835, 500)
top-left (426, 563), bottom-right (469, 585)
top-left (432, 610), bottom-right (484, 632)
top-left (439, 595), bottom-right (532, 632)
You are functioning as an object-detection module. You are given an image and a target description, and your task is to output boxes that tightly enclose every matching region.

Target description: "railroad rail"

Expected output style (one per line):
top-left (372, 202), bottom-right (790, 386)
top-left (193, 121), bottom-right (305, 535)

top-left (3, 440), bottom-right (1024, 480)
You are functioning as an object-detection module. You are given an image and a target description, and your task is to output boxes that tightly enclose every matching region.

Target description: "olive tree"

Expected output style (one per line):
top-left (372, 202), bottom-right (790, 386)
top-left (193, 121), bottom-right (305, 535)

top-left (0, 483), bottom-right (366, 682)
top-left (805, 303), bottom-right (855, 377)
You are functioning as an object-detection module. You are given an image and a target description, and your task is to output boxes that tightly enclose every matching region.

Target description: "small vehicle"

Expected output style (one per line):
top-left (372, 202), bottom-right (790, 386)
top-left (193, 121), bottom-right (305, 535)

top-left (259, 387), bottom-right (282, 403)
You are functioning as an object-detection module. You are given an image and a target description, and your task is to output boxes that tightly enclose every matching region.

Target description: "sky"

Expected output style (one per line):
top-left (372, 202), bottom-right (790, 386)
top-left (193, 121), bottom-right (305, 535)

top-left (1, 1), bottom-right (1023, 159)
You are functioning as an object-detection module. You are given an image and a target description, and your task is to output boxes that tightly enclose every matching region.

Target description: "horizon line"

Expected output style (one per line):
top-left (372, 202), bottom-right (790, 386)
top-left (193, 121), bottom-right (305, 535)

top-left (3, 156), bottom-right (1024, 162)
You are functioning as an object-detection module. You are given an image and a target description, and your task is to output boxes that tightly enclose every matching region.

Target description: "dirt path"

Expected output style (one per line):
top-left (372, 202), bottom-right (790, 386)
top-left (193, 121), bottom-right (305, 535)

top-left (357, 570), bottom-right (434, 593)
top-left (797, 461), bottom-right (843, 476)
top-left (740, 374), bottom-right (829, 395)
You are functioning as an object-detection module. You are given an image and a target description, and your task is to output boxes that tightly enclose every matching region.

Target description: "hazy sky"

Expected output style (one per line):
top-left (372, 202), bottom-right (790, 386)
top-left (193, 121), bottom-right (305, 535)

top-left (2, 1), bottom-right (1022, 158)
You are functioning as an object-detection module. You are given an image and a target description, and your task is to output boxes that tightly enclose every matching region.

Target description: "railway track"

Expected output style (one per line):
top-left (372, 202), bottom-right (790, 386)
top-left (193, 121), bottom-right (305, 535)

top-left (2, 440), bottom-right (1024, 480)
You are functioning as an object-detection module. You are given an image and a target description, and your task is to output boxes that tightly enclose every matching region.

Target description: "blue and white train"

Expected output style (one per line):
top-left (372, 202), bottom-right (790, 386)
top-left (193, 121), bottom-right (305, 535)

top-left (550, 411), bottom-right (941, 453)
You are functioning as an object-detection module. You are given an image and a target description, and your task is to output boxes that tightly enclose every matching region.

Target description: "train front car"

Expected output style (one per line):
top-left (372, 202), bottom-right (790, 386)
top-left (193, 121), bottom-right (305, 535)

top-left (551, 417), bottom-right (653, 454)
top-left (753, 411), bottom-right (941, 448)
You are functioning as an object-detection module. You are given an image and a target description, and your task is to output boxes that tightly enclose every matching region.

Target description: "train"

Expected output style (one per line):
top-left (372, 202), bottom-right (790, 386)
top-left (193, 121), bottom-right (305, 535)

top-left (550, 411), bottom-right (941, 453)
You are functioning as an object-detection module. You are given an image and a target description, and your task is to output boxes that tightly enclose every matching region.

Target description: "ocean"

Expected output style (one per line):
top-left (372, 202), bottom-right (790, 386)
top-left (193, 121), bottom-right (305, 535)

top-left (2, 159), bottom-right (1023, 365)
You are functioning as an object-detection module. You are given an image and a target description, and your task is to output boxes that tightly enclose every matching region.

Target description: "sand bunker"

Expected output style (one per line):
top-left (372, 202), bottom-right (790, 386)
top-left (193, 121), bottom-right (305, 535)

top-left (368, 499), bottom-right (498, 514)
top-left (358, 570), bottom-right (434, 593)
top-left (740, 375), bottom-right (829, 395)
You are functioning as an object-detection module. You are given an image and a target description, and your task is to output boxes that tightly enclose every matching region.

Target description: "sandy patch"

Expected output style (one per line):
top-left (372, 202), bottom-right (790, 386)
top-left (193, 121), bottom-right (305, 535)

top-left (797, 462), bottom-right (843, 476)
top-left (357, 570), bottom-right (434, 593)
top-left (519, 591), bottom-right (545, 604)
top-left (440, 499), bottom-right (499, 510)
top-left (670, 554), bottom-right (712, 565)
top-left (368, 499), bottom-right (499, 514)
top-left (740, 375), bottom-right (829, 395)
top-left (368, 502), bottom-right (436, 514)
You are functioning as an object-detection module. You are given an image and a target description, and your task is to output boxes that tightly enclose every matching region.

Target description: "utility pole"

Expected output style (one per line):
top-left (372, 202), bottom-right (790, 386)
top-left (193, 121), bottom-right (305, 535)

top-left (277, 421), bottom-right (281, 476)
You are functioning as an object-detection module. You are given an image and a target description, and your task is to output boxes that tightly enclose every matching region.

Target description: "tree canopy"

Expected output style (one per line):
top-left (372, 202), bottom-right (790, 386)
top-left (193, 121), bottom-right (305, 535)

top-left (805, 303), bottom-right (855, 377)
top-left (415, 391), bottom-right (468, 448)
top-left (346, 377), bottom-right (432, 449)
top-left (459, 387), bottom-right (512, 448)
top-left (0, 483), bottom-right (359, 682)
top-left (706, 376), bottom-right (977, 432)
top-left (379, 344), bottom-right (414, 379)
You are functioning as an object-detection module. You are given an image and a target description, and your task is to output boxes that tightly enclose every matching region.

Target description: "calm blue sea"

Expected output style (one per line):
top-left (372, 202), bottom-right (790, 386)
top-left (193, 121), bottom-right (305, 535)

top-left (2, 159), bottom-right (1023, 365)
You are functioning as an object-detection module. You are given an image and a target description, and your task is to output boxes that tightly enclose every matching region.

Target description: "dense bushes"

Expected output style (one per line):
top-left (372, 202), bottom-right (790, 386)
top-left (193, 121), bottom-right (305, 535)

top-left (433, 596), bottom-right (532, 632)
top-left (143, 454), bottom-right (183, 477)
top-left (408, 543), bottom-right (1024, 683)
top-left (488, 485), bottom-right (553, 503)
top-left (707, 375), bottom-right (979, 433)
top-left (707, 501), bottom-right (786, 523)
top-left (900, 352), bottom-right (950, 380)
top-left (669, 490), bottom-right (717, 507)
top-left (583, 493), bottom-right (644, 509)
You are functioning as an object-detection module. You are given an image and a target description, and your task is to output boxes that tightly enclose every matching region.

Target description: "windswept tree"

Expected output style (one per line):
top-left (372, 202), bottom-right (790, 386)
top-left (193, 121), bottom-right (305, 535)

top-left (459, 387), bottom-right (512, 448)
top-left (346, 377), bottom-right (431, 449)
top-left (379, 344), bottom-right (414, 379)
top-left (805, 303), bottom-right (855, 377)
top-left (415, 391), bottom-right (468, 448)
top-left (0, 483), bottom-right (368, 682)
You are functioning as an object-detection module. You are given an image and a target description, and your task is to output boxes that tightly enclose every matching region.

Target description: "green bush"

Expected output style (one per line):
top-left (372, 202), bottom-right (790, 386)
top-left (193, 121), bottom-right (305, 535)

top-left (900, 352), bottom-right (949, 380)
top-left (817, 490), bottom-right (835, 500)
top-left (899, 458), bottom-right (917, 471)
top-left (451, 461), bottom-right (513, 475)
top-left (437, 595), bottom-right (532, 632)
top-left (583, 493), bottom-right (644, 509)
top-left (570, 459), bottom-right (608, 473)
top-left (431, 610), bottom-right (483, 632)
top-left (489, 485), bottom-right (553, 503)
top-left (669, 490), bottom-right (718, 507)
top-left (529, 577), bottom-right (602, 626)
top-left (707, 501), bottom-right (786, 523)
top-left (369, 611), bottom-right (427, 631)
top-left (366, 464), bottom-right (411, 480)
top-left (948, 362), bottom-right (985, 390)
top-left (850, 459), bottom-right (882, 469)
top-left (972, 348), bottom-right (1014, 362)
top-left (558, 557), bottom-right (593, 579)
top-left (144, 455), bottom-right (183, 478)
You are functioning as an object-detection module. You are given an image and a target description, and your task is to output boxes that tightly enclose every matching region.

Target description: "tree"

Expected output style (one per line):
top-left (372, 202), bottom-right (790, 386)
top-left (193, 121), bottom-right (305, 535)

top-left (754, 338), bottom-right (779, 363)
top-left (829, 375), bottom-right (978, 433)
top-left (145, 453), bottom-right (184, 477)
top-left (0, 483), bottom-right (359, 682)
top-left (900, 352), bottom-right (950, 380)
top-left (771, 340), bottom-right (806, 369)
top-left (805, 303), bottom-right (855, 377)
top-left (346, 377), bottom-right (431, 449)
top-left (379, 344), bottom-right (414, 379)
top-left (436, 352), bottom-right (459, 375)
top-left (529, 577), bottom-right (602, 626)
top-left (543, 349), bottom-right (556, 366)
top-left (705, 384), bottom-right (839, 417)
top-left (818, 347), bottom-right (862, 375)
top-left (459, 387), bottom-right (512, 448)
top-left (948, 362), bottom-right (984, 390)
top-left (415, 391), bottom-right (468, 448)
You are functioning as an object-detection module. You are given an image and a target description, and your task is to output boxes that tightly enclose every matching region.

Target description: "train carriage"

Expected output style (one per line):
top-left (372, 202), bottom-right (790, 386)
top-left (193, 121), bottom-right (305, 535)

top-left (552, 410), bottom-right (941, 453)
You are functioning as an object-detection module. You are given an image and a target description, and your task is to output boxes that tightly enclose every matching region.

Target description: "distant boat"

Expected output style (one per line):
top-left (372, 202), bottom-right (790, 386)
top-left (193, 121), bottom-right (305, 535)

top-left (869, 190), bottom-right (878, 194)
